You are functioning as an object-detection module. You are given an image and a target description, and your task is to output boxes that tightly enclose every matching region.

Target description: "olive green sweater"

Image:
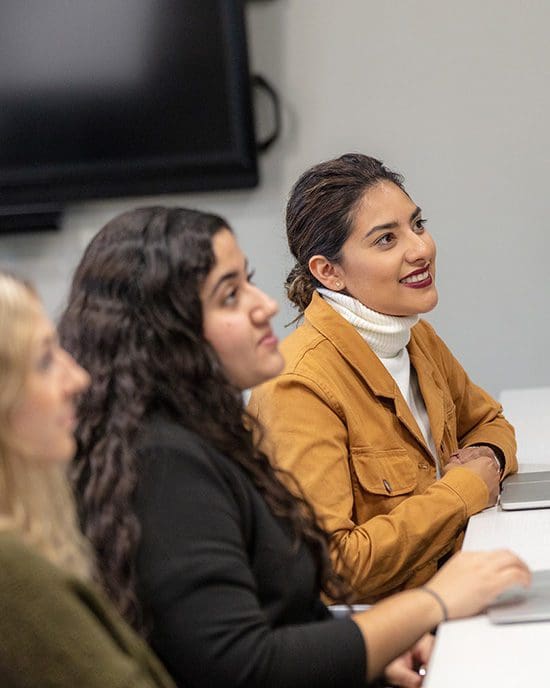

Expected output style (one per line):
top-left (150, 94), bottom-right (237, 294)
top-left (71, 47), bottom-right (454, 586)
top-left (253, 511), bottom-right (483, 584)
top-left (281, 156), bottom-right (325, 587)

top-left (0, 532), bottom-right (174, 688)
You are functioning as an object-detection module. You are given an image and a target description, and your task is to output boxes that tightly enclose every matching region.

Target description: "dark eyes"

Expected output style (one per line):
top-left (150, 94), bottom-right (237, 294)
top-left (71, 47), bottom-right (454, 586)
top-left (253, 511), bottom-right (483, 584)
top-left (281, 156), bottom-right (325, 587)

top-left (374, 218), bottom-right (428, 247)
top-left (223, 288), bottom-right (238, 306)
top-left (375, 232), bottom-right (396, 247)
top-left (222, 268), bottom-right (256, 306)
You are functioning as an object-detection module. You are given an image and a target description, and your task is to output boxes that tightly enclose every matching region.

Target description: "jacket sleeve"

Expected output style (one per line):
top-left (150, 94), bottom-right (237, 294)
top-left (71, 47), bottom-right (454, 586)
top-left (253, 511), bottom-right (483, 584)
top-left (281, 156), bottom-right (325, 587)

top-left (420, 321), bottom-right (518, 478)
top-left (134, 438), bottom-right (367, 688)
top-left (0, 540), bottom-right (173, 688)
top-left (249, 373), bottom-right (489, 599)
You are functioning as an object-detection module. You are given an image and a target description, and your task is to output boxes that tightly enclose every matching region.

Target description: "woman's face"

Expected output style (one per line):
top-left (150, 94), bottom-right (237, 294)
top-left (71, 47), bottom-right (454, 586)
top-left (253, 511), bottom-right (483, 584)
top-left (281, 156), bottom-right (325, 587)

top-left (201, 228), bottom-right (284, 390)
top-left (10, 305), bottom-right (90, 465)
top-left (324, 181), bottom-right (438, 316)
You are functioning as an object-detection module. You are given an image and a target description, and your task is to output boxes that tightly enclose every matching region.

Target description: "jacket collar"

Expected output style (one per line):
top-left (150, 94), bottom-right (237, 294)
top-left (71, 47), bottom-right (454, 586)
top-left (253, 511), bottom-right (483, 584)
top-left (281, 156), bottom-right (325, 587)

top-left (408, 337), bottom-right (446, 455)
top-left (305, 292), bottom-right (400, 398)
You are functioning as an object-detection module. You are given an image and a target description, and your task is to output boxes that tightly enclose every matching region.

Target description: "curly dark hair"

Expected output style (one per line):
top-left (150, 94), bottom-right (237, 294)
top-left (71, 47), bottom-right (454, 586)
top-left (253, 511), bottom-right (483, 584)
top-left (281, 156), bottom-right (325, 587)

top-left (58, 206), bottom-right (348, 633)
top-left (285, 153), bottom-right (405, 312)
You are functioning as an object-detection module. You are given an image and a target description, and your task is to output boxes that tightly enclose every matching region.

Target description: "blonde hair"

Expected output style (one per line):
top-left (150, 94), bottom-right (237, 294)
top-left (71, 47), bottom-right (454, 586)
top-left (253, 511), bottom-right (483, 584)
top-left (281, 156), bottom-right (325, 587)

top-left (0, 271), bottom-right (92, 580)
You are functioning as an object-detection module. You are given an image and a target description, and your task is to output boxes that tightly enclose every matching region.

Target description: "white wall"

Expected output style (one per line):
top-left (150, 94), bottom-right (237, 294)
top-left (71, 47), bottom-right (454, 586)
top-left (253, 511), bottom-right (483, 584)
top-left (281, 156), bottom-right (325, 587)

top-left (1, 0), bottom-right (548, 396)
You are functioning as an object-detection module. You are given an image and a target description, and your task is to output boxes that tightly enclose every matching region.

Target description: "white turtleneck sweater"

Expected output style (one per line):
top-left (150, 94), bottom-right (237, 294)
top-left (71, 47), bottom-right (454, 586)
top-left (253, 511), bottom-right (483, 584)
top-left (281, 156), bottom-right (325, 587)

top-left (318, 288), bottom-right (440, 476)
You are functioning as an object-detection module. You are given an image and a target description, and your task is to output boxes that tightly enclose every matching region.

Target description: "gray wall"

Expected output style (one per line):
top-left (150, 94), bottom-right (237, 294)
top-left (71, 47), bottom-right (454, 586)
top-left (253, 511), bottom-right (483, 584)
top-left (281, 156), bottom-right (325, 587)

top-left (1, 0), bottom-right (548, 396)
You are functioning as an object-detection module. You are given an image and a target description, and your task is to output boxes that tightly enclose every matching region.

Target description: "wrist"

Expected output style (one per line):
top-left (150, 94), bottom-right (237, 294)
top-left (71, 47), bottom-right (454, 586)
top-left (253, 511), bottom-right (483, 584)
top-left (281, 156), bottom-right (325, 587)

top-left (420, 585), bottom-right (449, 624)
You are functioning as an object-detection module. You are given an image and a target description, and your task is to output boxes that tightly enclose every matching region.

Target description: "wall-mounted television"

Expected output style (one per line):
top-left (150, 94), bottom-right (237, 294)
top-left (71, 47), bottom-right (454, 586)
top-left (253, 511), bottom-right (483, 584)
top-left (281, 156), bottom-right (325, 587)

top-left (0, 1), bottom-right (258, 231)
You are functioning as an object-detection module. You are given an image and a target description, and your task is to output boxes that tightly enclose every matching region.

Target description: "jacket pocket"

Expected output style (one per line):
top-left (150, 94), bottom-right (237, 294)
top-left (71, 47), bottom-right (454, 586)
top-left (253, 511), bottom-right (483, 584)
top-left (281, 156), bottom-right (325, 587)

top-left (350, 448), bottom-right (417, 496)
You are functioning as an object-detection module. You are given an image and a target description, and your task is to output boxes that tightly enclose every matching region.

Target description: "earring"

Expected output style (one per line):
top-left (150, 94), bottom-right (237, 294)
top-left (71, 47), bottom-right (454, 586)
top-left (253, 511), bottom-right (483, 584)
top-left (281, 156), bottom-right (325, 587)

top-left (335, 281), bottom-right (343, 290)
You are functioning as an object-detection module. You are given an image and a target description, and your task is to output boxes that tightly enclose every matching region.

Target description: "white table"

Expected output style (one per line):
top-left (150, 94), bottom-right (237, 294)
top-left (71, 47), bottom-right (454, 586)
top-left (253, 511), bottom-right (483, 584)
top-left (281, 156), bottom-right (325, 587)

top-left (424, 465), bottom-right (550, 687)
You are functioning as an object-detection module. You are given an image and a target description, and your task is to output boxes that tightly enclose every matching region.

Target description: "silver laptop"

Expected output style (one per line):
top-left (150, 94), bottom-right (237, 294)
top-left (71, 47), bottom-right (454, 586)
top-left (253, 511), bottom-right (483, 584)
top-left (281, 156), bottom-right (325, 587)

top-left (504, 470), bottom-right (550, 486)
top-left (488, 570), bottom-right (550, 624)
top-left (500, 472), bottom-right (550, 510)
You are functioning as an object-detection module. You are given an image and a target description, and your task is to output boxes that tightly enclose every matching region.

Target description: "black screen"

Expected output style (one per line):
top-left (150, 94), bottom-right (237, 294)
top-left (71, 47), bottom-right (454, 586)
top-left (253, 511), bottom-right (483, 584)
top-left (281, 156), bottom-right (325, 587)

top-left (0, 1), bottom-right (257, 227)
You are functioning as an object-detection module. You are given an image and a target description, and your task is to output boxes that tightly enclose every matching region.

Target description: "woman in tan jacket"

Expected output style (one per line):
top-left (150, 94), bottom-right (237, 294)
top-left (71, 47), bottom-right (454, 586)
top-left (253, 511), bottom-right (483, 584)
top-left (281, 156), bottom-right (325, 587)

top-left (249, 153), bottom-right (516, 602)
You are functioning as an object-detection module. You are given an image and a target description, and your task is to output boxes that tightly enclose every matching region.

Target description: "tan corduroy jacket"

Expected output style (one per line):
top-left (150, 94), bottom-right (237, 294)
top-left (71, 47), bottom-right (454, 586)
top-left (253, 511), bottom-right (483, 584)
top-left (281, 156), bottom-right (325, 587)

top-left (249, 293), bottom-right (517, 601)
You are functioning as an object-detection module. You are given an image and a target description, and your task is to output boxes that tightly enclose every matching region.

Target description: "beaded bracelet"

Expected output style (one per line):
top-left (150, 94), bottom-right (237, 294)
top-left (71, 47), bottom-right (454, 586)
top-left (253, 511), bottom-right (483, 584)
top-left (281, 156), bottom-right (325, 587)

top-left (421, 586), bottom-right (449, 622)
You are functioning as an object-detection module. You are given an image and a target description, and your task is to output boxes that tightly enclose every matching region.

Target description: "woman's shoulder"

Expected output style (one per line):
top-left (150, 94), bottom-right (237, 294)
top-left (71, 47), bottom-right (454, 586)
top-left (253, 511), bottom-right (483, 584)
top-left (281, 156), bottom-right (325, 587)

top-left (0, 532), bottom-right (108, 614)
top-left (138, 413), bottom-right (205, 452)
top-left (279, 320), bottom-right (354, 378)
top-left (0, 531), bottom-right (73, 600)
top-left (0, 531), bottom-right (52, 572)
top-left (133, 415), bottom-right (262, 563)
top-left (279, 316), bottom-right (327, 364)
top-left (0, 534), bottom-right (175, 688)
top-left (135, 413), bottom-right (252, 499)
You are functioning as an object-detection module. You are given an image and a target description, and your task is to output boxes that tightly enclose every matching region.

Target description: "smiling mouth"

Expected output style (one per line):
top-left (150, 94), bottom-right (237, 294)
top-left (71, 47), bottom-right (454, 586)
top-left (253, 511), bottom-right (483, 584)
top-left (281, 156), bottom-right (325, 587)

top-left (400, 268), bottom-right (430, 284)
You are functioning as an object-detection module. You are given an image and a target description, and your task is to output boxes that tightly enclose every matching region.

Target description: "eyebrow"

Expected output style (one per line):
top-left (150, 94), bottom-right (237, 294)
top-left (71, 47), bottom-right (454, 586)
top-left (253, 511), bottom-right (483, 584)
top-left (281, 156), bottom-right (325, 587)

top-left (208, 259), bottom-right (249, 299)
top-left (363, 206), bottom-right (422, 239)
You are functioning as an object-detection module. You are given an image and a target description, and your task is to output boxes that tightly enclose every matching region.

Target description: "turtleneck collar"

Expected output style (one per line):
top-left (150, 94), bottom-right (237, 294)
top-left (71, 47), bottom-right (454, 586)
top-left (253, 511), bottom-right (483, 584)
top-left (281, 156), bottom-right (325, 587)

top-left (317, 288), bottom-right (419, 358)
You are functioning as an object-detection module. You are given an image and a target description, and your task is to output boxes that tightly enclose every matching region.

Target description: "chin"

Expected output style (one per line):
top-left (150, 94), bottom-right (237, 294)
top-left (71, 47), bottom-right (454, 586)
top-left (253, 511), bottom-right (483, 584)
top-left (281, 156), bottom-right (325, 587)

top-left (410, 290), bottom-right (438, 315)
top-left (232, 352), bottom-right (285, 391)
top-left (423, 293), bottom-right (439, 313)
top-left (247, 364), bottom-right (284, 390)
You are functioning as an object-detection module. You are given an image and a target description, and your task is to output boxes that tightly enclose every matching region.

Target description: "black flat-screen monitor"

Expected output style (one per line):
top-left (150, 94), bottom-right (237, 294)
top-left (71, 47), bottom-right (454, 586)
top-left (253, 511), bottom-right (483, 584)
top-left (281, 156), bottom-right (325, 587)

top-left (0, 1), bottom-right (258, 231)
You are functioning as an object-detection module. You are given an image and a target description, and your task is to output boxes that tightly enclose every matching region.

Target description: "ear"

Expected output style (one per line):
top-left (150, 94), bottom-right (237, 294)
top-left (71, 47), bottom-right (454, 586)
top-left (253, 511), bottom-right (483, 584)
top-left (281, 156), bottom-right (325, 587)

top-left (308, 255), bottom-right (345, 291)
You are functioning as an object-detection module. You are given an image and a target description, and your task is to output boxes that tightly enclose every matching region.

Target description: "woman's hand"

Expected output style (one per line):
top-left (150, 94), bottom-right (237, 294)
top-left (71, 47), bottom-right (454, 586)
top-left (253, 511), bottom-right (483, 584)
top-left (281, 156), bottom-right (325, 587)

top-left (424, 549), bottom-right (531, 620)
top-left (443, 450), bottom-right (500, 506)
top-left (384, 633), bottom-right (434, 687)
top-left (447, 445), bottom-right (500, 468)
top-left (351, 549), bottom-right (529, 684)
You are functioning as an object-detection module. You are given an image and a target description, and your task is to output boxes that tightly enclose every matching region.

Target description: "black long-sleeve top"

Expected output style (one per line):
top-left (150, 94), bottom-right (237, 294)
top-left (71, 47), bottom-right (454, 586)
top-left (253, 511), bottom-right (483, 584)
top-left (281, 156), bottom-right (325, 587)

top-left (134, 415), bottom-right (367, 688)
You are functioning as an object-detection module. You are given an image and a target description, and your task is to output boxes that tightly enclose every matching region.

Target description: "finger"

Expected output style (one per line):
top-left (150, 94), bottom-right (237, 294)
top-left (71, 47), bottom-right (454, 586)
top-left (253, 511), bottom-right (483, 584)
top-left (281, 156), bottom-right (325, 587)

top-left (443, 459), bottom-right (463, 473)
top-left (386, 663), bottom-right (423, 688)
top-left (484, 549), bottom-right (530, 572)
top-left (476, 551), bottom-right (532, 595)
top-left (465, 550), bottom-right (529, 580)
top-left (453, 447), bottom-right (483, 462)
top-left (412, 634), bottom-right (435, 664)
top-left (492, 565), bottom-right (532, 592)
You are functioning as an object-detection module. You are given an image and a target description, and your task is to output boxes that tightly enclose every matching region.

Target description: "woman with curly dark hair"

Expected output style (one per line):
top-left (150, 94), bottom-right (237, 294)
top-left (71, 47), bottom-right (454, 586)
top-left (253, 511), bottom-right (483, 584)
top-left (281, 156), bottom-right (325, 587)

top-left (59, 206), bottom-right (529, 688)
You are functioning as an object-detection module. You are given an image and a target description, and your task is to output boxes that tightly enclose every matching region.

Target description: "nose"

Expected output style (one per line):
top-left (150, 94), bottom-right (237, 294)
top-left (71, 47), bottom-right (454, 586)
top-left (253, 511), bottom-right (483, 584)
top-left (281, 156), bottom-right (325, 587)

top-left (250, 284), bottom-right (279, 322)
top-left (60, 348), bottom-right (90, 395)
top-left (404, 231), bottom-right (432, 264)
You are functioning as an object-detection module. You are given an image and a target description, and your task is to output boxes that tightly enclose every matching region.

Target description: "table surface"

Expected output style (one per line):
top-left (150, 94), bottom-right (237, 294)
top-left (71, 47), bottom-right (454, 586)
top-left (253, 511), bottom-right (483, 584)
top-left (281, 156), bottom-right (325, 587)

top-left (424, 464), bottom-right (550, 687)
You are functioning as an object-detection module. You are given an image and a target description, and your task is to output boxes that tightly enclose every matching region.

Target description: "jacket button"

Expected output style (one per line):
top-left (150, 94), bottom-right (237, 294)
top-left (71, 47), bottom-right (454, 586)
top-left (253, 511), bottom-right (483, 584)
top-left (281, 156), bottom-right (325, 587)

top-left (418, 462), bottom-right (429, 470)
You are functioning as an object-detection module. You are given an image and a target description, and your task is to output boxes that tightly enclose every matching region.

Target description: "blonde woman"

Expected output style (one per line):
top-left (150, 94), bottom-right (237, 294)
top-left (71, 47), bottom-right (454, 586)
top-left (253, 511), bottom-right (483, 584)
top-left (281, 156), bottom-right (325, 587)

top-left (0, 271), bottom-right (174, 688)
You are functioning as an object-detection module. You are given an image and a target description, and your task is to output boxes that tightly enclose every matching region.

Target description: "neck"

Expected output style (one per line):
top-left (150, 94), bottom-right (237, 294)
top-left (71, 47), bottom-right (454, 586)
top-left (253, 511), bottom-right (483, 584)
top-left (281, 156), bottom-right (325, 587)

top-left (318, 288), bottom-right (419, 357)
